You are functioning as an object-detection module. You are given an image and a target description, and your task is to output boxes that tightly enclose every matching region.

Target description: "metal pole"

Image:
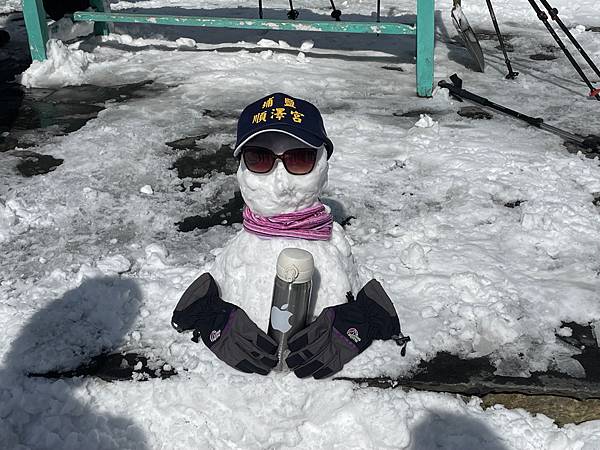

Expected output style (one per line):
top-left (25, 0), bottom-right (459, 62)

top-left (439, 76), bottom-right (593, 147)
top-left (416, 0), bottom-right (435, 97)
top-left (538, 0), bottom-right (600, 79)
top-left (21, 0), bottom-right (49, 61)
top-left (288, 0), bottom-right (299, 20)
top-left (485, 0), bottom-right (518, 79)
top-left (329, 0), bottom-right (341, 21)
top-left (526, 0), bottom-right (599, 100)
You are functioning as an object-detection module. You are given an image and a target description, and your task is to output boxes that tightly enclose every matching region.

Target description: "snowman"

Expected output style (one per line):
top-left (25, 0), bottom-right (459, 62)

top-left (172, 93), bottom-right (408, 378)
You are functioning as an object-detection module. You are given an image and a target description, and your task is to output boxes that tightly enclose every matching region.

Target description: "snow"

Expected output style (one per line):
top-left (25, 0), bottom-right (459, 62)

top-left (20, 39), bottom-right (94, 88)
top-left (237, 146), bottom-right (329, 216)
top-left (300, 39), bottom-right (314, 51)
top-left (414, 113), bottom-right (436, 129)
top-left (0, 0), bottom-right (19, 14)
top-left (211, 220), bottom-right (360, 331)
top-left (140, 184), bottom-right (154, 195)
top-left (2, 0), bottom-right (600, 447)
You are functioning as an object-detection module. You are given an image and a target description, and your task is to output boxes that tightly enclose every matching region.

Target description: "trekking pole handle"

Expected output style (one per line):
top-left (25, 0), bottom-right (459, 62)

top-left (438, 79), bottom-right (544, 127)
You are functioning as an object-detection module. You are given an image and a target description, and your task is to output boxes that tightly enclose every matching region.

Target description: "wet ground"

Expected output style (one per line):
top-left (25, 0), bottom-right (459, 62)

top-left (29, 352), bottom-right (177, 382)
top-left (1, 68), bottom-right (163, 178)
top-left (457, 106), bottom-right (493, 120)
top-left (529, 53), bottom-right (558, 61)
top-left (165, 132), bottom-right (245, 231)
top-left (340, 322), bottom-right (600, 425)
top-left (481, 393), bottom-right (600, 426)
top-left (2, 81), bottom-right (159, 149)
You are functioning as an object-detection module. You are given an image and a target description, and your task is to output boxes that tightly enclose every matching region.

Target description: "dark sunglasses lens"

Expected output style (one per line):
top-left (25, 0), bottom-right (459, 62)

top-left (243, 147), bottom-right (275, 173)
top-left (282, 148), bottom-right (317, 175)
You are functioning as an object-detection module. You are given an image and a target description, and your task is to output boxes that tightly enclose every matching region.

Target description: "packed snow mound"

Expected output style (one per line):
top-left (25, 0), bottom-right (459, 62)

top-left (19, 39), bottom-right (94, 88)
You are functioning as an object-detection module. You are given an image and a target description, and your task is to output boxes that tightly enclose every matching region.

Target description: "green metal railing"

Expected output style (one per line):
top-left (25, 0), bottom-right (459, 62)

top-left (73, 12), bottom-right (417, 35)
top-left (20, 0), bottom-right (435, 96)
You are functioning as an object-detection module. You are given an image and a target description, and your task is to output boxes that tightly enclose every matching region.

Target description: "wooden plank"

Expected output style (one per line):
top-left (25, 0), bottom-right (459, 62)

top-left (22, 0), bottom-right (49, 61)
top-left (73, 12), bottom-right (416, 35)
top-left (416, 0), bottom-right (435, 97)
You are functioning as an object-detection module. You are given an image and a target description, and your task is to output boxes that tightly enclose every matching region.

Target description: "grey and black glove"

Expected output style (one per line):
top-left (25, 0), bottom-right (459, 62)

top-left (171, 273), bottom-right (278, 375)
top-left (285, 279), bottom-right (410, 379)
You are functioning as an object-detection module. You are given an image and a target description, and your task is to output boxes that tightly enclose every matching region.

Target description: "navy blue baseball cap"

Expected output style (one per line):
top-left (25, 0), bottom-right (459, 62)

top-left (234, 92), bottom-right (334, 159)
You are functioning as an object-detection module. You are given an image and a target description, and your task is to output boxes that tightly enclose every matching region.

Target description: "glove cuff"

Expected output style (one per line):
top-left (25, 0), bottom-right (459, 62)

top-left (356, 279), bottom-right (402, 341)
top-left (171, 272), bottom-right (231, 333)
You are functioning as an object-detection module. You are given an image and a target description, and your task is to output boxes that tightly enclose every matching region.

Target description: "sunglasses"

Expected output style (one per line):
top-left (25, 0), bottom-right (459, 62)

top-left (241, 146), bottom-right (318, 175)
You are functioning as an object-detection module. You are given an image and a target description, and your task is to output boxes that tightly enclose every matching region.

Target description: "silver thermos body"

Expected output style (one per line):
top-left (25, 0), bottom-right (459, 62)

top-left (268, 248), bottom-right (314, 371)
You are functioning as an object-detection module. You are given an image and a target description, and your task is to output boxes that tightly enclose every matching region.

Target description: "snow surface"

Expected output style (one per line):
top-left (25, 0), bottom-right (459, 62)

top-left (2, 0), bottom-right (600, 447)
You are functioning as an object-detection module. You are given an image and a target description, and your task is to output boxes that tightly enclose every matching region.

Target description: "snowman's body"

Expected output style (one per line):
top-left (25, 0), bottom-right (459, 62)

top-left (208, 134), bottom-right (360, 331)
top-left (210, 222), bottom-right (359, 331)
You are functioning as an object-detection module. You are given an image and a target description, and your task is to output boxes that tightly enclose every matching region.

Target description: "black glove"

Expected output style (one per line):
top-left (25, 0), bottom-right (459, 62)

top-left (171, 273), bottom-right (278, 375)
top-left (285, 279), bottom-right (410, 379)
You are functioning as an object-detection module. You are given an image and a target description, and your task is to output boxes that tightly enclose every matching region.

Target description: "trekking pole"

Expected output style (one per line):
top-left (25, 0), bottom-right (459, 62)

top-left (538, 0), bottom-right (600, 82)
top-left (329, 0), bottom-right (341, 21)
top-left (288, 0), bottom-right (299, 19)
top-left (485, 0), bottom-right (518, 79)
top-left (438, 74), bottom-right (600, 151)
top-left (526, 0), bottom-right (600, 100)
top-left (258, 0), bottom-right (263, 19)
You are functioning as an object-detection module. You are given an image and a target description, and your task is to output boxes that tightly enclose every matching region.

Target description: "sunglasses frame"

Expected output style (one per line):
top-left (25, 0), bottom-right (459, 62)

top-left (240, 146), bottom-right (319, 175)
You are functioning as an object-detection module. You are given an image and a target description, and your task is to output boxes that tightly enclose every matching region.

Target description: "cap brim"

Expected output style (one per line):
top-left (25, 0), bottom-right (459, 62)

top-left (234, 124), bottom-right (333, 158)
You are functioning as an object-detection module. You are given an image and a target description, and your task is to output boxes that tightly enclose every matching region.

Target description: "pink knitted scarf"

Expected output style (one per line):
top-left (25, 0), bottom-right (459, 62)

top-left (243, 203), bottom-right (333, 241)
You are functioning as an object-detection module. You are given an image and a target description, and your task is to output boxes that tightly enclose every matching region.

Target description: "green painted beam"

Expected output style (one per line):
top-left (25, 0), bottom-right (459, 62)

top-left (73, 12), bottom-right (416, 35)
top-left (416, 0), bottom-right (435, 97)
top-left (22, 0), bottom-right (49, 61)
top-left (89, 0), bottom-right (112, 36)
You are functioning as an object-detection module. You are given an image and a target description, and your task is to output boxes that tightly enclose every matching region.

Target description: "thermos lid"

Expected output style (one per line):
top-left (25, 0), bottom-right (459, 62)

top-left (276, 248), bottom-right (314, 284)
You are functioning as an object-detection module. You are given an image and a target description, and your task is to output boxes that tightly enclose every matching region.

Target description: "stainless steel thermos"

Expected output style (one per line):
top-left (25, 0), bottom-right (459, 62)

top-left (268, 248), bottom-right (314, 371)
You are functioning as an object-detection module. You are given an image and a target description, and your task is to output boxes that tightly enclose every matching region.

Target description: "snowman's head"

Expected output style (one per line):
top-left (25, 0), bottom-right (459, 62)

top-left (237, 131), bottom-right (328, 216)
top-left (234, 93), bottom-right (334, 217)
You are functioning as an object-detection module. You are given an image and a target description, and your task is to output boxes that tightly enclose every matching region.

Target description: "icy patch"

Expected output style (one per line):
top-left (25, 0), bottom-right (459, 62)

top-left (414, 114), bottom-right (436, 128)
top-left (0, 199), bottom-right (18, 243)
top-left (140, 184), bottom-right (154, 195)
top-left (96, 255), bottom-right (132, 274)
top-left (300, 40), bottom-right (315, 51)
top-left (257, 38), bottom-right (278, 48)
top-left (557, 326), bottom-right (573, 337)
top-left (400, 242), bottom-right (428, 270)
top-left (19, 40), bottom-right (93, 88)
top-left (142, 243), bottom-right (170, 270)
top-left (175, 37), bottom-right (197, 48)
top-left (260, 50), bottom-right (274, 59)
